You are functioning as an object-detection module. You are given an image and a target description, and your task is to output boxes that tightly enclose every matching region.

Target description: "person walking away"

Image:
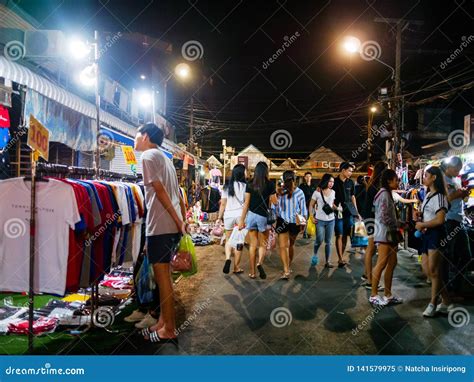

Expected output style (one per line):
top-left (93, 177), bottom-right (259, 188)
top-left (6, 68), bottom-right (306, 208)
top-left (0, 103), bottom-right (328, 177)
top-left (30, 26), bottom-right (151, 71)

top-left (333, 162), bottom-right (361, 267)
top-left (441, 156), bottom-right (471, 299)
top-left (361, 161), bottom-right (388, 288)
top-left (239, 162), bottom-right (277, 279)
top-left (369, 169), bottom-right (403, 306)
top-left (416, 166), bottom-right (454, 317)
top-left (299, 172), bottom-right (316, 238)
top-left (276, 171), bottom-right (308, 280)
top-left (309, 173), bottom-right (336, 267)
top-left (134, 122), bottom-right (187, 342)
top-left (217, 164), bottom-right (247, 274)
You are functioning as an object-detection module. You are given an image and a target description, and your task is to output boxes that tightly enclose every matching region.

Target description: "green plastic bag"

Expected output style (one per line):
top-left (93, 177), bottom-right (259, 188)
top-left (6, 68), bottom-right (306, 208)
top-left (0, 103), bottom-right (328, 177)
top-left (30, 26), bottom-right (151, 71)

top-left (177, 234), bottom-right (198, 277)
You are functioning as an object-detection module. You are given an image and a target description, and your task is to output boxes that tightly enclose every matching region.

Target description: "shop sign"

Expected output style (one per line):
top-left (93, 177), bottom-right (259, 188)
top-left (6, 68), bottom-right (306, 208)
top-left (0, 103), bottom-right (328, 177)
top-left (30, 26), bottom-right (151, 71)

top-left (121, 145), bottom-right (137, 165)
top-left (28, 115), bottom-right (50, 161)
top-left (238, 156), bottom-right (249, 168)
top-left (310, 161), bottom-right (341, 169)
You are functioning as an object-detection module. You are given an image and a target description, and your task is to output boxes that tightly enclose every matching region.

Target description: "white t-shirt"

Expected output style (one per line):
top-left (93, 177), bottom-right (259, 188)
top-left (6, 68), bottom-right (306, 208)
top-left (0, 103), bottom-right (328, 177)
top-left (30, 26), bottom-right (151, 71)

top-left (392, 191), bottom-right (402, 203)
top-left (221, 182), bottom-right (246, 219)
top-left (141, 148), bottom-right (182, 236)
top-left (311, 189), bottom-right (336, 221)
top-left (0, 178), bottom-right (80, 295)
top-left (421, 191), bottom-right (448, 222)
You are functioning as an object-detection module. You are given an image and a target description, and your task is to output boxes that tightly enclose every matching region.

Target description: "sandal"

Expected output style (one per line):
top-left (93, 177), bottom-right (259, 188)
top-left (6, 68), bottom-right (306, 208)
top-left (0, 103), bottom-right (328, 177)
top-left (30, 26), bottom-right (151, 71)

top-left (257, 264), bottom-right (267, 279)
top-left (249, 273), bottom-right (256, 279)
top-left (233, 268), bottom-right (244, 274)
top-left (223, 259), bottom-right (231, 274)
top-left (148, 331), bottom-right (178, 345)
top-left (338, 262), bottom-right (347, 268)
top-left (280, 273), bottom-right (290, 280)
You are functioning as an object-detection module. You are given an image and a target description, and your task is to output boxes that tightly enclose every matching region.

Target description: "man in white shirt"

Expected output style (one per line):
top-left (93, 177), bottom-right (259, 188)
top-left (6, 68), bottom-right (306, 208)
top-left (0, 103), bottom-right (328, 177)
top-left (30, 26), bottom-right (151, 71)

top-left (134, 122), bottom-right (187, 343)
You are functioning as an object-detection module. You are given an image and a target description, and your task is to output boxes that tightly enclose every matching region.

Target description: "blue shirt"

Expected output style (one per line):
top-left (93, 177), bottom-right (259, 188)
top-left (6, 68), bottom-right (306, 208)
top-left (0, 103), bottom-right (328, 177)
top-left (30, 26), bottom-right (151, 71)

top-left (277, 188), bottom-right (308, 224)
top-left (444, 175), bottom-right (463, 222)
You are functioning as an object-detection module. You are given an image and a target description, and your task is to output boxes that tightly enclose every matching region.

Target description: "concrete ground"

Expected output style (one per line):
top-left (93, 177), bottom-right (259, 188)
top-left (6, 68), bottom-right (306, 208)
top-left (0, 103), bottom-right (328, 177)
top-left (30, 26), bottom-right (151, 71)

top-left (119, 237), bottom-right (473, 355)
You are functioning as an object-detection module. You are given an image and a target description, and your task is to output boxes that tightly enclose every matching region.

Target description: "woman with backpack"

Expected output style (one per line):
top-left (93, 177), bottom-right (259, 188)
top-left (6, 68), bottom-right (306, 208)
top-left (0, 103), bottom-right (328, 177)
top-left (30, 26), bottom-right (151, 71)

top-left (309, 173), bottom-right (337, 267)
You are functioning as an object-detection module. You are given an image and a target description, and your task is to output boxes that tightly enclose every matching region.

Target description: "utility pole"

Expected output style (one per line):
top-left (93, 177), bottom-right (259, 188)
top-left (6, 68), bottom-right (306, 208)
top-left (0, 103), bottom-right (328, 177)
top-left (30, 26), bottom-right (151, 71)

top-left (188, 96), bottom-right (194, 152)
top-left (374, 17), bottom-right (423, 168)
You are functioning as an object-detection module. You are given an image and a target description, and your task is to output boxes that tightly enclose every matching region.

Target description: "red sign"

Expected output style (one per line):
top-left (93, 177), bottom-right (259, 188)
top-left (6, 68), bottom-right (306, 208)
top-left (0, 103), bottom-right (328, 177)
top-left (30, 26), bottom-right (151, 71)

top-left (238, 156), bottom-right (248, 168)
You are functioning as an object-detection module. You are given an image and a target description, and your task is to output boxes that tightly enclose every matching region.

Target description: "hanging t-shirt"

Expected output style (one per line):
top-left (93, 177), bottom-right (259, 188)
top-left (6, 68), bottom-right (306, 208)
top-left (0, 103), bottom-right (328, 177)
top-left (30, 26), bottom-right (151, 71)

top-left (221, 182), bottom-right (246, 219)
top-left (0, 178), bottom-right (80, 295)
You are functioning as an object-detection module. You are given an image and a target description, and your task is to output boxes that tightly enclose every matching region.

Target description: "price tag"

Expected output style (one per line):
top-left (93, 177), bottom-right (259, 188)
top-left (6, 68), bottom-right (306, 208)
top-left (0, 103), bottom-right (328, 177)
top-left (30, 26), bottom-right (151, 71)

top-left (28, 115), bottom-right (50, 161)
top-left (121, 145), bottom-right (137, 165)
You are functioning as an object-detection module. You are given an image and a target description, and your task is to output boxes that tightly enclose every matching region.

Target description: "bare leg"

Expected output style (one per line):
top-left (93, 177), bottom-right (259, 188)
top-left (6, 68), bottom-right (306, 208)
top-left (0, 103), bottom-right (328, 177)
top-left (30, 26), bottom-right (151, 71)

top-left (371, 244), bottom-right (390, 297)
top-left (257, 230), bottom-right (269, 266)
top-left (365, 237), bottom-right (375, 283)
top-left (335, 235), bottom-right (344, 263)
top-left (278, 232), bottom-right (290, 274)
top-left (289, 234), bottom-right (297, 266)
top-left (152, 263), bottom-right (176, 338)
top-left (384, 245), bottom-right (398, 297)
top-left (224, 230), bottom-right (232, 260)
top-left (428, 250), bottom-right (450, 305)
top-left (248, 230), bottom-right (258, 276)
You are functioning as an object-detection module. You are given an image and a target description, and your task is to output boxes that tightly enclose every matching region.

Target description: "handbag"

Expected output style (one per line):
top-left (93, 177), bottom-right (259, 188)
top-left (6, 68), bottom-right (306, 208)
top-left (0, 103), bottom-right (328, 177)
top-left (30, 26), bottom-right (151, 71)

top-left (260, 192), bottom-right (276, 225)
top-left (320, 192), bottom-right (334, 215)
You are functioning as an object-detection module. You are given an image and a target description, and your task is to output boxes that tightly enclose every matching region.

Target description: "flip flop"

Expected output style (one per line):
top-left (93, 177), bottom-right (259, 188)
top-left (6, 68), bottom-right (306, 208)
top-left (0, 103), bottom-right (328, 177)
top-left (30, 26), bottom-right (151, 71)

top-left (148, 331), bottom-right (178, 345)
top-left (233, 268), bottom-right (244, 274)
top-left (223, 259), bottom-right (231, 274)
top-left (257, 264), bottom-right (267, 279)
top-left (249, 273), bottom-right (256, 279)
top-left (280, 273), bottom-right (290, 280)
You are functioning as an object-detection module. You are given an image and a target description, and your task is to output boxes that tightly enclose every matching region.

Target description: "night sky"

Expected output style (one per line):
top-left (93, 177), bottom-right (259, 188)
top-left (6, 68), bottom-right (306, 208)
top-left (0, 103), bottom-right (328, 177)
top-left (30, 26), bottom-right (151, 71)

top-left (7, 0), bottom-right (474, 159)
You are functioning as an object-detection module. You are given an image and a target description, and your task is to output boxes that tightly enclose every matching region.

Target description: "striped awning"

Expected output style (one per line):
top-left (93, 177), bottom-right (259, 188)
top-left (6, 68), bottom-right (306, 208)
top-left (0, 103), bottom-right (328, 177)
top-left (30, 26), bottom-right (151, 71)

top-left (0, 56), bottom-right (136, 137)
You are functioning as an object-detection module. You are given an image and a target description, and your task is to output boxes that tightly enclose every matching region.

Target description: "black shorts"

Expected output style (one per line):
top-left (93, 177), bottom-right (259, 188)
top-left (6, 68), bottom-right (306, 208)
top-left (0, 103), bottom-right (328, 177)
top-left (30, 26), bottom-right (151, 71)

top-left (146, 233), bottom-right (182, 264)
top-left (420, 227), bottom-right (446, 254)
top-left (276, 217), bottom-right (300, 236)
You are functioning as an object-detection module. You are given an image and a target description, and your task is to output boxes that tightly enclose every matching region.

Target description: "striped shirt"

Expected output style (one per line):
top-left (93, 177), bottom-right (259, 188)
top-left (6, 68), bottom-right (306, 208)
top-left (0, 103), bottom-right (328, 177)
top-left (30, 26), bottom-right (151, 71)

top-left (277, 188), bottom-right (308, 223)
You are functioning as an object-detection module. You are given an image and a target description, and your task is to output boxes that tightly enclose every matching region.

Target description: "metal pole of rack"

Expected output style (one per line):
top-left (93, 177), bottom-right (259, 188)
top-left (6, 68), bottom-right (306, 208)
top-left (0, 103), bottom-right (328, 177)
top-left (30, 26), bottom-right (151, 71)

top-left (28, 152), bottom-right (38, 353)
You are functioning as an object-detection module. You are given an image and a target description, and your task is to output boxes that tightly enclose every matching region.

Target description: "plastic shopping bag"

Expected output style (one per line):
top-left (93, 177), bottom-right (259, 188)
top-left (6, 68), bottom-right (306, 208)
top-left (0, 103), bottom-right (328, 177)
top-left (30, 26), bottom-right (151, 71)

top-left (306, 217), bottom-right (316, 237)
top-left (177, 234), bottom-right (198, 277)
top-left (135, 254), bottom-right (155, 304)
top-left (229, 227), bottom-right (248, 250)
top-left (354, 221), bottom-right (368, 237)
top-left (351, 235), bottom-right (369, 248)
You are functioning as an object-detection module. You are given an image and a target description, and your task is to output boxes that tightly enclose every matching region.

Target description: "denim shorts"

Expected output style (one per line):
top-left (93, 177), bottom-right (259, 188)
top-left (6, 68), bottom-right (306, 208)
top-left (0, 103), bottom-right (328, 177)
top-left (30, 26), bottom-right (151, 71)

top-left (421, 227), bottom-right (446, 254)
top-left (334, 215), bottom-right (354, 236)
top-left (246, 210), bottom-right (268, 232)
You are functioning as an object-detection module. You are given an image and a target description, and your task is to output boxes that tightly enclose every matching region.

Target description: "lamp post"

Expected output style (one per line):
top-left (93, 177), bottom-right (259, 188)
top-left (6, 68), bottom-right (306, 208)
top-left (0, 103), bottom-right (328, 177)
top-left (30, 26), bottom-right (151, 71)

top-left (367, 105), bottom-right (378, 166)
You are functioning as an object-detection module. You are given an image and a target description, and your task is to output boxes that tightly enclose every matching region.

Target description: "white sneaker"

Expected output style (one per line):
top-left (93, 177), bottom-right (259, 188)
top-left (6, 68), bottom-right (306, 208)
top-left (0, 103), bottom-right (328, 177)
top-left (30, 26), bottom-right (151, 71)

top-left (369, 295), bottom-right (388, 306)
top-left (423, 303), bottom-right (436, 317)
top-left (435, 303), bottom-right (455, 315)
top-left (134, 313), bottom-right (158, 329)
top-left (124, 309), bottom-right (146, 323)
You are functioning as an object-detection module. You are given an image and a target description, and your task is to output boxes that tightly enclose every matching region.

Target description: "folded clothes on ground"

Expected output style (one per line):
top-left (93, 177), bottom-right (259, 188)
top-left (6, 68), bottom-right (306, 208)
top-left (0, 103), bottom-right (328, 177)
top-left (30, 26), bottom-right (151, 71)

top-left (0, 306), bottom-right (28, 334)
top-left (8, 316), bottom-right (59, 336)
top-left (191, 233), bottom-right (212, 246)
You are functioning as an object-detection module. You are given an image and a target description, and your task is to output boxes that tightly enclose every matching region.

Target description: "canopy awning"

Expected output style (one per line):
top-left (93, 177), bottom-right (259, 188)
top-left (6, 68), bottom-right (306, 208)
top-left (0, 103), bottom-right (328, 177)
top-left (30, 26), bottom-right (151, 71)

top-left (0, 56), bottom-right (136, 137)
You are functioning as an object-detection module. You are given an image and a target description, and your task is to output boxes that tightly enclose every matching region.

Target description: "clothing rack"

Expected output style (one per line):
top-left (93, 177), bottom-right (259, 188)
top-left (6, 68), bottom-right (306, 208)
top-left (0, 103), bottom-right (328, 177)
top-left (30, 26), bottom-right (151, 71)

top-left (24, 163), bottom-right (142, 350)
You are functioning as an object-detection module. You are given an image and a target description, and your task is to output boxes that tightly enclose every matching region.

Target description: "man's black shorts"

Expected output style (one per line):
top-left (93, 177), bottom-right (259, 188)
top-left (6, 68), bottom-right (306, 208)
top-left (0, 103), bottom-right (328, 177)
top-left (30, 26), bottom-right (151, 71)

top-left (146, 233), bottom-right (182, 264)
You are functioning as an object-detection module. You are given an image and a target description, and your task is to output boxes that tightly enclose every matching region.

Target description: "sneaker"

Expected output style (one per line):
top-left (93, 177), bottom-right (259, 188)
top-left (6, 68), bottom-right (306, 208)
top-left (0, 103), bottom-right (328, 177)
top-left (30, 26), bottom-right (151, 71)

top-left (134, 313), bottom-right (158, 329)
top-left (311, 255), bottom-right (319, 267)
top-left (435, 303), bottom-right (455, 315)
top-left (369, 295), bottom-right (388, 306)
top-left (423, 303), bottom-right (436, 318)
top-left (361, 274), bottom-right (368, 281)
top-left (383, 296), bottom-right (403, 305)
top-left (124, 310), bottom-right (146, 323)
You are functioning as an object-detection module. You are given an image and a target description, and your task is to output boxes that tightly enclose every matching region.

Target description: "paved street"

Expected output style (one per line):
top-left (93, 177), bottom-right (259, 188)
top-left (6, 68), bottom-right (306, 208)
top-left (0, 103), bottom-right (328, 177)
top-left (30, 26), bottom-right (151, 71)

top-left (121, 238), bottom-right (473, 355)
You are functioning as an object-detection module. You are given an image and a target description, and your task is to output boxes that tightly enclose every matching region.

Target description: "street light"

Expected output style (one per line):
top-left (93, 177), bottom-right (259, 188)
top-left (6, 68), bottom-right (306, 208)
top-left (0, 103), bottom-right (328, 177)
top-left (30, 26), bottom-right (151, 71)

top-left (69, 37), bottom-right (91, 60)
top-left (367, 105), bottom-right (379, 166)
top-left (137, 88), bottom-right (157, 124)
top-left (342, 36), bottom-right (361, 54)
top-left (370, 105), bottom-right (378, 113)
